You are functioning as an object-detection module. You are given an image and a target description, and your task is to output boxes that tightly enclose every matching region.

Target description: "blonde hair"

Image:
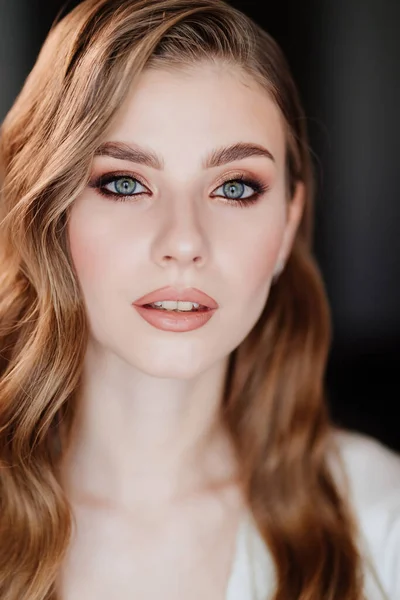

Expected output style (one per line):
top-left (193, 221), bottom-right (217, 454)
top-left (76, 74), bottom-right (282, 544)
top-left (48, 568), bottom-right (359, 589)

top-left (0, 1), bottom-right (363, 598)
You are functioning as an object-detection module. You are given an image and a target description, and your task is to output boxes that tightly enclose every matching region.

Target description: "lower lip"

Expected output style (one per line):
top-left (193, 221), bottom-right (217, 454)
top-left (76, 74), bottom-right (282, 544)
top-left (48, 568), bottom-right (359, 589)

top-left (133, 305), bottom-right (217, 332)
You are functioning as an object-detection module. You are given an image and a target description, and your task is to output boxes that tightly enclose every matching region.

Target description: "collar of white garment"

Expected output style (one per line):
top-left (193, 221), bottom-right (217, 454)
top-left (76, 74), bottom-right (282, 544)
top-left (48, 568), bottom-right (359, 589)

top-left (225, 510), bottom-right (275, 600)
top-left (225, 508), bottom-right (391, 600)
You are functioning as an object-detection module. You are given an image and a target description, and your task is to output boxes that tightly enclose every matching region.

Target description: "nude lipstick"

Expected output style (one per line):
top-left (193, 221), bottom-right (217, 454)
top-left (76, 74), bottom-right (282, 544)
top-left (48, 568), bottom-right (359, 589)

top-left (132, 286), bottom-right (218, 332)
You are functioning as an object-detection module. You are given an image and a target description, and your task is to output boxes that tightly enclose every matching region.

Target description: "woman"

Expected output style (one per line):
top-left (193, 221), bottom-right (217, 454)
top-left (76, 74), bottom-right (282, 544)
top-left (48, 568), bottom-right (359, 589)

top-left (0, 0), bottom-right (399, 598)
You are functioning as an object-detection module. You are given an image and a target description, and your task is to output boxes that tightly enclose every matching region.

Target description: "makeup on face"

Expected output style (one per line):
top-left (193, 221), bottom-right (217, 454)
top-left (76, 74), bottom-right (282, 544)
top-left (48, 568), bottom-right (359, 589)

top-left (133, 303), bottom-right (217, 332)
top-left (132, 285), bottom-right (218, 332)
top-left (68, 64), bottom-right (291, 377)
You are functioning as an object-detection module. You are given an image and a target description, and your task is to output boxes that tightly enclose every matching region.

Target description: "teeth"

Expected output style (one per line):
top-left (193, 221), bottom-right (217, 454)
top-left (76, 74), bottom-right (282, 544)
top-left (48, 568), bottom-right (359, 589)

top-left (150, 300), bottom-right (201, 311)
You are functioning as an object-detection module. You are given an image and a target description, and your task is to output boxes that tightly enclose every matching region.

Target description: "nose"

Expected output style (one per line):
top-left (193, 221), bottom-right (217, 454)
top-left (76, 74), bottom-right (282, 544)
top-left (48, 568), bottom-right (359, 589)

top-left (151, 196), bottom-right (209, 269)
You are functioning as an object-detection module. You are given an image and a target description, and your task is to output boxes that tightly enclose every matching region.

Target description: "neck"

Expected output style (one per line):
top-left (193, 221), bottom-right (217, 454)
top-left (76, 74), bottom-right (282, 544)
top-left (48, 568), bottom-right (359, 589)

top-left (60, 340), bottom-right (238, 512)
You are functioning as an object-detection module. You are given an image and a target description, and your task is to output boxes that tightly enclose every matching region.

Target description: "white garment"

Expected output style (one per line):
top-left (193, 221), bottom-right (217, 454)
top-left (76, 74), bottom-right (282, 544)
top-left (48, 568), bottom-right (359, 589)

top-left (225, 429), bottom-right (400, 600)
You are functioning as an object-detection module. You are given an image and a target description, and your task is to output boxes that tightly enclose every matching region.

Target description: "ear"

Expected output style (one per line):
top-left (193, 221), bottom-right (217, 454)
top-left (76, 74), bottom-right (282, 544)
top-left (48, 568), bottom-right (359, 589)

top-left (274, 181), bottom-right (305, 273)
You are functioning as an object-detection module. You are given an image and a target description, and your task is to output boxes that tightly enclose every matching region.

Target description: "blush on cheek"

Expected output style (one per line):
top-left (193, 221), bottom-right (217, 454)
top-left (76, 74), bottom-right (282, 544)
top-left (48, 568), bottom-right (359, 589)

top-left (246, 227), bottom-right (283, 282)
top-left (247, 248), bottom-right (279, 282)
top-left (67, 199), bottom-right (117, 281)
top-left (72, 246), bottom-right (101, 280)
top-left (67, 220), bottom-right (105, 283)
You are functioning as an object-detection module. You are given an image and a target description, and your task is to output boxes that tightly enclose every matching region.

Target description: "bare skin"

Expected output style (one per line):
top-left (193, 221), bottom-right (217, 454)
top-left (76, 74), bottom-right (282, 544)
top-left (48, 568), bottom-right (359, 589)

top-left (57, 60), bottom-right (304, 599)
top-left (57, 476), bottom-right (245, 598)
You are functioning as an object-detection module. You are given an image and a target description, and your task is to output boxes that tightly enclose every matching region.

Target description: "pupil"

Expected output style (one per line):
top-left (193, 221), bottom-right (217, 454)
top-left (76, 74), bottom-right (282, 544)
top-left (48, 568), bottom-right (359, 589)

top-left (224, 181), bottom-right (244, 199)
top-left (116, 178), bottom-right (136, 194)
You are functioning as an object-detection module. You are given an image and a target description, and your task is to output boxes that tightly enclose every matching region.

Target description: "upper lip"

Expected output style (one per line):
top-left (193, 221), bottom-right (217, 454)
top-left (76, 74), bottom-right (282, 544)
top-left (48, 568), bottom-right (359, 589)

top-left (133, 286), bottom-right (218, 309)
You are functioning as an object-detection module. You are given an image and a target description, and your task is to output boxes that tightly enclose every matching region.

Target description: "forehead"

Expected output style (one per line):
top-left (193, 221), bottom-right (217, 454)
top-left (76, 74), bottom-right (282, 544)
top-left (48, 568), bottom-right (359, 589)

top-left (104, 61), bottom-right (286, 171)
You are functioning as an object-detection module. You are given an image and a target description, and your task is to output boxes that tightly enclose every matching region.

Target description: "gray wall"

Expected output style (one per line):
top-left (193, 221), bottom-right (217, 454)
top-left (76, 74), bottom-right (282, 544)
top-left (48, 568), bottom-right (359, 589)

top-left (0, 0), bottom-right (34, 120)
top-left (315, 0), bottom-right (400, 343)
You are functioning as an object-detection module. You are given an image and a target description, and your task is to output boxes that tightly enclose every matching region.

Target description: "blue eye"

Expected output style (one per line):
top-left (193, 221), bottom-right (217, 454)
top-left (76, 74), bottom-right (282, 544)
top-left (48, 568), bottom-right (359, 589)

top-left (211, 176), bottom-right (269, 207)
top-left (102, 176), bottom-right (147, 197)
top-left (214, 180), bottom-right (257, 200)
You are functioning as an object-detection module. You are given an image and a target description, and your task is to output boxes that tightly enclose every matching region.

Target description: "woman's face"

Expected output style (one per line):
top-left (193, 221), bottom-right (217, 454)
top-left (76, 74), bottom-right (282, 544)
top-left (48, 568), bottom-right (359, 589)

top-left (67, 61), bottom-right (304, 378)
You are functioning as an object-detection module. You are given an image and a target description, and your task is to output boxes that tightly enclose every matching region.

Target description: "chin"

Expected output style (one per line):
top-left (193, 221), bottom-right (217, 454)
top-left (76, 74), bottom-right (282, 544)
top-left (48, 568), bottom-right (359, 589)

top-left (124, 350), bottom-right (209, 380)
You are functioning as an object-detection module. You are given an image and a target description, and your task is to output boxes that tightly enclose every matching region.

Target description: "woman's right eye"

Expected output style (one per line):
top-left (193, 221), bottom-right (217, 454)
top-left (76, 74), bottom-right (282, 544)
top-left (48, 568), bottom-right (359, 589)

top-left (102, 176), bottom-right (147, 198)
top-left (89, 174), bottom-right (149, 201)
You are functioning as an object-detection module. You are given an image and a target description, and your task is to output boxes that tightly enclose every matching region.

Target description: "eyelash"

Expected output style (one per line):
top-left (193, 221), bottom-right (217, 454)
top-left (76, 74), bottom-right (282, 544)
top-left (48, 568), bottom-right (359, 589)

top-left (88, 171), bottom-right (270, 208)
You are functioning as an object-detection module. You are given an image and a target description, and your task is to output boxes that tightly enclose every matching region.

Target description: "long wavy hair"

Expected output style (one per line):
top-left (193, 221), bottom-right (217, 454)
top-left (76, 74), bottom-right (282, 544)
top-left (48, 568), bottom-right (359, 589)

top-left (0, 1), bottom-right (363, 598)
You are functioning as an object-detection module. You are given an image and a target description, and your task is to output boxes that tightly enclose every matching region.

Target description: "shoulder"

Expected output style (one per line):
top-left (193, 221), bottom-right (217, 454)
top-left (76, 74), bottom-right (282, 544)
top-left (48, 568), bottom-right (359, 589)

top-left (334, 428), bottom-right (400, 509)
top-left (333, 428), bottom-right (400, 598)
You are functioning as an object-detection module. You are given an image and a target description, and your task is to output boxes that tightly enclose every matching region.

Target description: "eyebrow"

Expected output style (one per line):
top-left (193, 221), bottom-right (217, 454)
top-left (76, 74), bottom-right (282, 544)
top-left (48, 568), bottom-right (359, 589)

top-left (94, 141), bottom-right (275, 169)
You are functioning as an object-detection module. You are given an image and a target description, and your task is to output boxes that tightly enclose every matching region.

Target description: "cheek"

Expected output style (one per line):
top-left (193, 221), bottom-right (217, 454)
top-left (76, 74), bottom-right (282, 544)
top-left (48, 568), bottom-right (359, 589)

top-left (225, 206), bottom-right (286, 298)
top-left (210, 205), bottom-right (286, 356)
top-left (67, 197), bottom-right (128, 284)
top-left (240, 231), bottom-right (280, 281)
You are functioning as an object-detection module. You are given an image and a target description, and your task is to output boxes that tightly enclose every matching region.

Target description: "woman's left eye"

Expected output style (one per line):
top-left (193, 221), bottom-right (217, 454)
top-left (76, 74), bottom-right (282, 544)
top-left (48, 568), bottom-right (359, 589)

top-left (212, 178), bottom-right (265, 202)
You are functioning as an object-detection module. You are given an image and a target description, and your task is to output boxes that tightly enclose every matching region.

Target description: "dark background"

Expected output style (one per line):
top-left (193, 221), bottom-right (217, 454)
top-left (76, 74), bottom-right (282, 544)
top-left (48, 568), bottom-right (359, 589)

top-left (1, 0), bottom-right (399, 451)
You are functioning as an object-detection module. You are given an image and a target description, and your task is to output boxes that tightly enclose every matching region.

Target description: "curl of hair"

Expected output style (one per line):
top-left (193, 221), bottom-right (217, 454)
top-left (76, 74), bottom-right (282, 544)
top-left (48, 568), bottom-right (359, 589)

top-left (0, 1), bottom-right (363, 598)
